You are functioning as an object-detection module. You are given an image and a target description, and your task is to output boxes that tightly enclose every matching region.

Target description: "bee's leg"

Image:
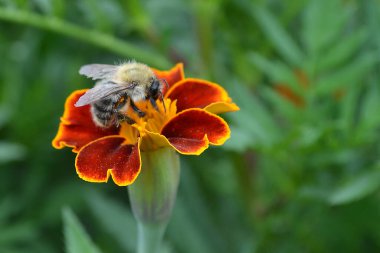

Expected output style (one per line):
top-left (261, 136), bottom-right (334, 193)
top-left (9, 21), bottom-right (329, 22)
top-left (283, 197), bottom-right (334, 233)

top-left (130, 100), bottom-right (146, 117)
top-left (149, 97), bottom-right (159, 111)
top-left (115, 95), bottom-right (128, 110)
top-left (116, 113), bottom-right (135, 125)
top-left (160, 93), bottom-right (166, 113)
top-left (112, 100), bottom-right (135, 125)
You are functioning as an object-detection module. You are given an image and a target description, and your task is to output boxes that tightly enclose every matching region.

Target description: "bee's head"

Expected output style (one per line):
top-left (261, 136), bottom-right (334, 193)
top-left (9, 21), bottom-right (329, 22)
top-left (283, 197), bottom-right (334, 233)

top-left (147, 78), bottom-right (161, 99)
top-left (147, 78), bottom-right (168, 112)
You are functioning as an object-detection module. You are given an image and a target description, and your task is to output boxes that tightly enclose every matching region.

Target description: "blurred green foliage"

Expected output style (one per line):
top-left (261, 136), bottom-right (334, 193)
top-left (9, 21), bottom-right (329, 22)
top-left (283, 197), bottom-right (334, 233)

top-left (1, 0), bottom-right (380, 252)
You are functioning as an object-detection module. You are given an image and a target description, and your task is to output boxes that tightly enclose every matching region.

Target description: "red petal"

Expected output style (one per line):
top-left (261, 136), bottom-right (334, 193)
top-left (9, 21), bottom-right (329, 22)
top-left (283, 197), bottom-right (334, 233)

top-left (153, 63), bottom-right (185, 95)
top-left (52, 90), bottom-right (119, 152)
top-left (165, 78), bottom-right (235, 113)
top-left (75, 136), bottom-right (141, 186)
top-left (165, 136), bottom-right (209, 155)
top-left (161, 109), bottom-right (230, 155)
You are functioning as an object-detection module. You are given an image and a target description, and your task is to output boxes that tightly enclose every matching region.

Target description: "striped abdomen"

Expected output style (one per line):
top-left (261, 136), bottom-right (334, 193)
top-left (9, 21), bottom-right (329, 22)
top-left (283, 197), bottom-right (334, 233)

top-left (90, 95), bottom-right (121, 128)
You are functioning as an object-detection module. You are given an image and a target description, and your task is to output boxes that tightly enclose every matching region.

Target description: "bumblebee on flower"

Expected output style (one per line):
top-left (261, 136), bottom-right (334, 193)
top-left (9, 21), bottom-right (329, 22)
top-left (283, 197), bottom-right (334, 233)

top-left (52, 62), bottom-right (239, 186)
top-left (75, 61), bottom-right (166, 127)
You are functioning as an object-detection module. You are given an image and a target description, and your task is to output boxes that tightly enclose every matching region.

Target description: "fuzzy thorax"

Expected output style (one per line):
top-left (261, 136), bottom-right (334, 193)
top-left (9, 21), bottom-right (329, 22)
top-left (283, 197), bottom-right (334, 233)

top-left (114, 62), bottom-right (155, 92)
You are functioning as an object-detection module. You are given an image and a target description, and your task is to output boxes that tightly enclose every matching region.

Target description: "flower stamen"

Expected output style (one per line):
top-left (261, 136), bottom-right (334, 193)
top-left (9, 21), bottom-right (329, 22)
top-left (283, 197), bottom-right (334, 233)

top-left (119, 98), bottom-right (177, 150)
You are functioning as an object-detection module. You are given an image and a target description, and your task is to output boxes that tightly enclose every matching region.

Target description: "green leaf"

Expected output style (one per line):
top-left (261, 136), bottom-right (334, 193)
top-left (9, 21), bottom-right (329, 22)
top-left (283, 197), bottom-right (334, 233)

top-left (32, 0), bottom-right (52, 14)
top-left (85, 189), bottom-right (137, 252)
top-left (260, 86), bottom-right (300, 120)
top-left (168, 198), bottom-right (213, 253)
top-left (51, 0), bottom-right (66, 17)
top-left (0, 198), bottom-right (15, 224)
top-left (329, 168), bottom-right (380, 205)
top-left (223, 125), bottom-right (255, 152)
top-left (249, 52), bottom-right (301, 93)
top-left (78, 0), bottom-right (123, 32)
top-left (0, 7), bottom-right (171, 68)
top-left (62, 208), bottom-right (102, 253)
top-left (0, 142), bottom-right (26, 164)
top-left (0, 222), bottom-right (37, 245)
top-left (317, 29), bottom-right (368, 72)
top-left (302, 0), bottom-right (349, 55)
top-left (315, 52), bottom-right (377, 95)
top-left (0, 106), bottom-right (12, 129)
top-left (251, 6), bottom-right (304, 65)
top-left (227, 79), bottom-right (281, 148)
top-left (294, 125), bottom-right (323, 148)
top-left (338, 80), bottom-right (361, 133)
top-left (230, 105), bottom-right (280, 148)
top-left (359, 78), bottom-right (380, 130)
top-left (230, 110), bottom-right (271, 148)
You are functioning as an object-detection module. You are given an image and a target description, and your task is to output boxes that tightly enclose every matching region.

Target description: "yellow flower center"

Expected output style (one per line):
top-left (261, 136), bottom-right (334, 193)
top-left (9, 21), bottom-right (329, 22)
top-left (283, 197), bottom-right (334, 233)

top-left (120, 98), bottom-right (177, 151)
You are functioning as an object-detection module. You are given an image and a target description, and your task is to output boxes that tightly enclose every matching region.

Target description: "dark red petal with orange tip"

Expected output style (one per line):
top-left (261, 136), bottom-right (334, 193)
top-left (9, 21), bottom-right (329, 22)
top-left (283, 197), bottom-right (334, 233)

top-left (165, 136), bottom-right (209, 155)
top-left (153, 63), bottom-right (185, 95)
top-left (165, 78), bottom-right (239, 113)
top-left (52, 90), bottom-right (119, 152)
top-left (160, 109), bottom-right (230, 155)
top-left (75, 136), bottom-right (141, 186)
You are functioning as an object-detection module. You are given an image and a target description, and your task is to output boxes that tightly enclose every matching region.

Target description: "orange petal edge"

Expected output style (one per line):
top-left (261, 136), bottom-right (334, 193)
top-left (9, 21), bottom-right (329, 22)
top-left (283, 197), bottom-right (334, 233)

top-left (74, 136), bottom-right (142, 186)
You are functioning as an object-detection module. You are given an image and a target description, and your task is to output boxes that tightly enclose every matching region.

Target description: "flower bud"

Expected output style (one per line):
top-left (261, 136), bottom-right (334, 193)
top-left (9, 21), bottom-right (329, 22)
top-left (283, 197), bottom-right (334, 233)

top-left (128, 147), bottom-right (180, 224)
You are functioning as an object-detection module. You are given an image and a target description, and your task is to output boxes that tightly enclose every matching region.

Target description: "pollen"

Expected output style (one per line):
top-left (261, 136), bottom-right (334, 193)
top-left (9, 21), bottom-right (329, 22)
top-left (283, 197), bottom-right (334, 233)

top-left (120, 98), bottom-right (177, 147)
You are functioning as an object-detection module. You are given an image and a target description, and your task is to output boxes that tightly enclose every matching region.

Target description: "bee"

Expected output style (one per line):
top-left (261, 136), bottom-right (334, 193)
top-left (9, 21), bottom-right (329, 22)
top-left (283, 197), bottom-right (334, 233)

top-left (75, 61), bottom-right (166, 128)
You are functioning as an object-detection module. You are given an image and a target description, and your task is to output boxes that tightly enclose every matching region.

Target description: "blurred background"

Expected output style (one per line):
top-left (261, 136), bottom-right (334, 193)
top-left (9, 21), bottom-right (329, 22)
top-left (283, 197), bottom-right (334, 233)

top-left (1, 0), bottom-right (380, 252)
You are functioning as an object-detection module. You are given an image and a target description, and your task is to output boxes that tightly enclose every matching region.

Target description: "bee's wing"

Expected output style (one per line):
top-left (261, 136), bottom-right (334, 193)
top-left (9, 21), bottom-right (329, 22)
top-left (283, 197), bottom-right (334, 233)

top-left (75, 82), bottom-right (132, 107)
top-left (79, 64), bottom-right (118, 80)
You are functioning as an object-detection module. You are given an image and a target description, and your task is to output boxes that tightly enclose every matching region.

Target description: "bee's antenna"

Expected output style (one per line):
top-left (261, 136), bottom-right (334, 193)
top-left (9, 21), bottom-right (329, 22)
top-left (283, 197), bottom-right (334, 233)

top-left (160, 79), bottom-right (169, 89)
top-left (157, 79), bottom-right (168, 113)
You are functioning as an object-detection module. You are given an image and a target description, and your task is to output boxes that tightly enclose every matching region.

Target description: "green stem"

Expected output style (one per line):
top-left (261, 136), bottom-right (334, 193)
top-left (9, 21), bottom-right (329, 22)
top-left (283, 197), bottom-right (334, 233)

top-left (128, 148), bottom-right (180, 253)
top-left (0, 7), bottom-right (171, 69)
top-left (137, 222), bottom-right (167, 253)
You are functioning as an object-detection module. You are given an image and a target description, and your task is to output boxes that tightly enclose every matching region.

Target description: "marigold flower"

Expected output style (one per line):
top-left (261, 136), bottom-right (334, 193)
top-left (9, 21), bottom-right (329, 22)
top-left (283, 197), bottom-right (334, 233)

top-left (52, 63), bottom-right (239, 186)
